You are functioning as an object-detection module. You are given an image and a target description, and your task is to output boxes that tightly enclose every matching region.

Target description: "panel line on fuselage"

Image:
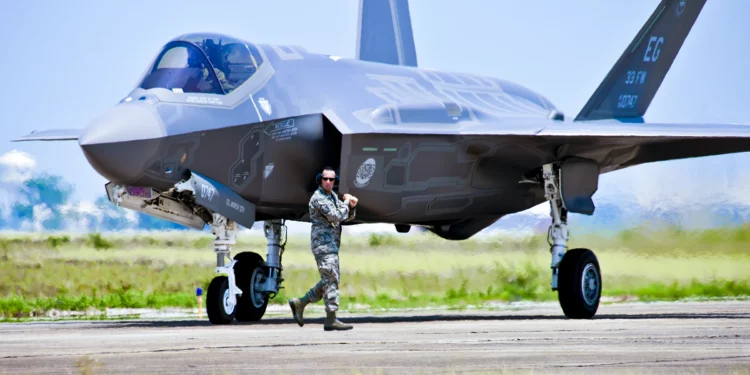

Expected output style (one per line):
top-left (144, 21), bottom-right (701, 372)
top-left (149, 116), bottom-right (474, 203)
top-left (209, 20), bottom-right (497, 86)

top-left (248, 93), bottom-right (264, 122)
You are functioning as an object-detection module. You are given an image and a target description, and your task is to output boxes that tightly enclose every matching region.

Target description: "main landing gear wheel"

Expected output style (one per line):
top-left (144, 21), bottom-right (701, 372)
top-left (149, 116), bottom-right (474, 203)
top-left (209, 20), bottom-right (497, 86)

top-left (557, 248), bottom-right (601, 319)
top-left (233, 251), bottom-right (269, 322)
top-left (207, 276), bottom-right (236, 324)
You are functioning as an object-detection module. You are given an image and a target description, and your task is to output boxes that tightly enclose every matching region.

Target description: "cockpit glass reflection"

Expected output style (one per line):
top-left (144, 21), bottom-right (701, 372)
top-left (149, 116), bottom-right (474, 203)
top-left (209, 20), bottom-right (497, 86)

top-left (138, 34), bottom-right (263, 95)
top-left (138, 42), bottom-right (224, 95)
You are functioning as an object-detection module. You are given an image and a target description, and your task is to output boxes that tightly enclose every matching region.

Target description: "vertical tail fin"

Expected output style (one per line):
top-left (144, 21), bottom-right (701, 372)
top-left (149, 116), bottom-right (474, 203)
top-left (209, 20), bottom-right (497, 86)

top-left (574, 0), bottom-right (706, 122)
top-left (356, 0), bottom-right (418, 67)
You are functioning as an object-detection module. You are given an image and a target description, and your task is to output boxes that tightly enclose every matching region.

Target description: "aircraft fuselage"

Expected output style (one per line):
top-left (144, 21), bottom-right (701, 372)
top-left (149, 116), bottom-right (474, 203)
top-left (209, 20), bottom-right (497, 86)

top-left (79, 33), bottom-right (561, 236)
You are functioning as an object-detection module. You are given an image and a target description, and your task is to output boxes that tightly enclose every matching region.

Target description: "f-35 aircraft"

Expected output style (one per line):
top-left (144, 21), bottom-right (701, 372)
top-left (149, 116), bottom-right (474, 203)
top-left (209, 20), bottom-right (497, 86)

top-left (13, 0), bottom-right (750, 323)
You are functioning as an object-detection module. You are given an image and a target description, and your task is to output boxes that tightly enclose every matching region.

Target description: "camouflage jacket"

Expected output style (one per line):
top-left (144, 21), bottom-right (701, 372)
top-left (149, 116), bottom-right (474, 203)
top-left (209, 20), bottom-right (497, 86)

top-left (202, 67), bottom-right (235, 93)
top-left (309, 187), bottom-right (356, 256)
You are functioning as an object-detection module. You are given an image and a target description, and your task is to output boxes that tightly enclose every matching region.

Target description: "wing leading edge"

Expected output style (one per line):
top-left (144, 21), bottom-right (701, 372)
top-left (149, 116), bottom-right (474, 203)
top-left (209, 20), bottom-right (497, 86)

top-left (11, 129), bottom-right (82, 142)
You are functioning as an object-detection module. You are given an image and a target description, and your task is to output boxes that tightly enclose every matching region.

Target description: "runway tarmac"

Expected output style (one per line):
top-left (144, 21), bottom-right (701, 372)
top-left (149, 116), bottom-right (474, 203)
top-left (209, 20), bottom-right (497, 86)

top-left (1, 300), bottom-right (749, 374)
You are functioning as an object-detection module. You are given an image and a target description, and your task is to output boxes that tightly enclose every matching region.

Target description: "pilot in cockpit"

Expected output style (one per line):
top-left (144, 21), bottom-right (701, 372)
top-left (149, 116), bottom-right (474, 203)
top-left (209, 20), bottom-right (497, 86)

top-left (202, 40), bottom-right (236, 93)
top-left (209, 65), bottom-right (235, 93)
top-left (186, 46), bottom-right (235, 93)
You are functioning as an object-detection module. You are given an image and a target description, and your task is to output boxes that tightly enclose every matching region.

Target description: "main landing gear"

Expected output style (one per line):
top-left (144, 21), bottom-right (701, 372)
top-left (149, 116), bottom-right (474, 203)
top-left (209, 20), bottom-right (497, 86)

top-left (206, 215), bottom-right (286, 324)
top-left (542, 163), bottom-right (602, 319)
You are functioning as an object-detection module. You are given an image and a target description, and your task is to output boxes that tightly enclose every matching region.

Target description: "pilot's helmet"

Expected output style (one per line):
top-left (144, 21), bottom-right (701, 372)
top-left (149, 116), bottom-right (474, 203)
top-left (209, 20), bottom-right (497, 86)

top-left (225, 45), bottom-right (249, 62)
top-left (202, 39), bottom-right (216, 54)
top-left (226, 46), bottom-right (254, 72)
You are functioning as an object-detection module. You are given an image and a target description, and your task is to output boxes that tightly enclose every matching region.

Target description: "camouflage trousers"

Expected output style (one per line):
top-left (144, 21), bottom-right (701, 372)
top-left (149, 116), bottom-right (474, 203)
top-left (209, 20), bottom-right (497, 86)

top-left (303, 253), bottom-right (340, 312)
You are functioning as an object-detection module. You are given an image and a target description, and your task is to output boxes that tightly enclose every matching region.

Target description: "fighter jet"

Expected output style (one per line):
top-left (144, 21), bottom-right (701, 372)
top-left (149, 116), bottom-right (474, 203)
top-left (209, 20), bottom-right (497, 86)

top-left (12, 0), bottom-right (750, 323)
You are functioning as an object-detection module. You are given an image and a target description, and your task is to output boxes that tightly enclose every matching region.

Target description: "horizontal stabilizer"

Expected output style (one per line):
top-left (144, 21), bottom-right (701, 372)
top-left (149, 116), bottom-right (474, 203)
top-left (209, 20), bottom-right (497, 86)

top-left (11, 129), bottom-right (82, 142)
top-left (574, 0), bottom-right (706, 122)
top-left (356, 0), bottom-right (418, 67)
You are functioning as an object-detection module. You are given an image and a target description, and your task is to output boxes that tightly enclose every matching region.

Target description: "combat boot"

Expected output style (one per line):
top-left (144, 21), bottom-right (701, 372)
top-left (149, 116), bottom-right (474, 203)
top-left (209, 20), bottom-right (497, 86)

top-left (323, 311), bottom-right (353, 331)
top-left (288, 296), bottom-right (309, 327)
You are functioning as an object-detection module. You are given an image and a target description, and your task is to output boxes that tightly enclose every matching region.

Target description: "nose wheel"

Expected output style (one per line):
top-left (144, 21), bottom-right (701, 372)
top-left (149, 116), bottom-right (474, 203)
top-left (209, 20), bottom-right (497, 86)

top-left (206, 252), bottom-right (271, 324)
top-left (207, 276), bottom-right (236, 324)
top-left (233, 252), bottom-right (269, 322)
top-left (204, 216), bottom-right (285, 324)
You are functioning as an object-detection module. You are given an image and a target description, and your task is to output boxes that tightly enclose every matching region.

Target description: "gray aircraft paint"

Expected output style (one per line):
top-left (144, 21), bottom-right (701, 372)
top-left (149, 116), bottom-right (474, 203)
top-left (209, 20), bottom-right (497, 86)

top-left (12, 0), bottom-right (750, 239)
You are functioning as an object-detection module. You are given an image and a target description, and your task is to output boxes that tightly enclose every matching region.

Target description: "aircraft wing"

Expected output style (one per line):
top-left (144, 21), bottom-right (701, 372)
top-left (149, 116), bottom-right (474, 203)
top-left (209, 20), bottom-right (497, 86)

top-left (11, 129), bottom-right (82, 142)
top-left (343, 115), bottom-right (750, 175)
top-left (531, 121), bottom-right (750, 172)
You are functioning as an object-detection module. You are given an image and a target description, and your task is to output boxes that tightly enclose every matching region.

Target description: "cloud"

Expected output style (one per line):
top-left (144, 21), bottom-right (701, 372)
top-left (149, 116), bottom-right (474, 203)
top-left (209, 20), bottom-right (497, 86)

top-left (31, 204), bottom-right (53, 232)
top-left (0, 149), bottom-right (36, 183)
top-left (0, 150), bottom-right (184, 232)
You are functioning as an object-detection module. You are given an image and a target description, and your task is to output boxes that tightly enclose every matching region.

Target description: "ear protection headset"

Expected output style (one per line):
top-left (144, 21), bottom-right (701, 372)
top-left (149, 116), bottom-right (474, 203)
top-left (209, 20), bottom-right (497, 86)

top-left (316, 168), bottom-right (340, 185)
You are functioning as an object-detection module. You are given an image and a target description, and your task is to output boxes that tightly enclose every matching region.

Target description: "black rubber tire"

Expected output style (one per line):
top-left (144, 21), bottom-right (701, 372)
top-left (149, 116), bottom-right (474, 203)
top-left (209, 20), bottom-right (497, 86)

top-left (557, 248), bottom-right (602, 319)
top-left (206, 276), bottom-right (235, 324)
top-left (233, 251), bottom-right (269, 322)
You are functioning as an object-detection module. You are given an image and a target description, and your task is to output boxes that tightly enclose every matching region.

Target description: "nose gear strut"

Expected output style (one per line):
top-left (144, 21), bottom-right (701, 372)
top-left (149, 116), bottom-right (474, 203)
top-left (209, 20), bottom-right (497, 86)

top-left (202, 214), bottom-right (287, 324)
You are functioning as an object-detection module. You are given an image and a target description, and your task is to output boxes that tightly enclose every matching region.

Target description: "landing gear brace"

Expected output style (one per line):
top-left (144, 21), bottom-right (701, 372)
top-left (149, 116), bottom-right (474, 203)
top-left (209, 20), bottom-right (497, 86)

top-left (204, 215), bottom-right (286, 324)
top-left (542, 162), bottom-right (602, 319)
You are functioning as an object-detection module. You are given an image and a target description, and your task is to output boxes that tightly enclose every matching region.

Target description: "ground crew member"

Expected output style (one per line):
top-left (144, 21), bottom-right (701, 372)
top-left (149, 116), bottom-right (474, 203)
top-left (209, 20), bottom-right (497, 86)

top-left (288, 166), bottom-right (358, 331)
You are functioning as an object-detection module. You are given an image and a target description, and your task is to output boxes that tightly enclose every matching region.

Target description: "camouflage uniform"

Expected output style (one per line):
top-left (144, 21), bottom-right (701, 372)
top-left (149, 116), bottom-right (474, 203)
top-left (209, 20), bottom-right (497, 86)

top-left (202, 67), bottom-right (235, 93)
top-left (303, 186), bottom-right (356, 312)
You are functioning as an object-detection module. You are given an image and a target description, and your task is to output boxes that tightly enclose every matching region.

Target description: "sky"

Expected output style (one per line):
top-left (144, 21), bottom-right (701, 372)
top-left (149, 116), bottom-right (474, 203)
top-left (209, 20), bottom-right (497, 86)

top-left (1, 0), bottom-right (749, 234)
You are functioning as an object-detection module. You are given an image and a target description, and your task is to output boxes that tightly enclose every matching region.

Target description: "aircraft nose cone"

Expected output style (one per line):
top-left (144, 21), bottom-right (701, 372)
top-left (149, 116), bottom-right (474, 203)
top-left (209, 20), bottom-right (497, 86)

top-left (79, 103), bottom-right (165, 185)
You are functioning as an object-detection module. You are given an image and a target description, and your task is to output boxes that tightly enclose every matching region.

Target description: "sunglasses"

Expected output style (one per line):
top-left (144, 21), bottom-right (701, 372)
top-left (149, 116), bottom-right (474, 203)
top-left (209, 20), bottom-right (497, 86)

top-left (321, 177), bottom-right (336, 181)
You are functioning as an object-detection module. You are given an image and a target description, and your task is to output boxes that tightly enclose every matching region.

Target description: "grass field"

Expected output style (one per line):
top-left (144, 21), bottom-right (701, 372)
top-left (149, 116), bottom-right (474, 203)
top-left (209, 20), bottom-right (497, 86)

top-left (1, 224), bottom-right (749, 319)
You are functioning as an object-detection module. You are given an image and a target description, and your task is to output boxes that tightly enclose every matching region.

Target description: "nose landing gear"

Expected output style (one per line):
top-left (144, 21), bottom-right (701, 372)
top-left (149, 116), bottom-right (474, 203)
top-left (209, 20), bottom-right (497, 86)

top-left (205, 214), bottom-right (286, 324)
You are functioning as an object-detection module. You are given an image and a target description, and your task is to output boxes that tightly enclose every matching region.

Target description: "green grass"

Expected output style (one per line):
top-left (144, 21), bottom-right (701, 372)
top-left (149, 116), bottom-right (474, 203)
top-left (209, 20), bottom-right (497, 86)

top-left (1, 224), bottom-right (749, 319)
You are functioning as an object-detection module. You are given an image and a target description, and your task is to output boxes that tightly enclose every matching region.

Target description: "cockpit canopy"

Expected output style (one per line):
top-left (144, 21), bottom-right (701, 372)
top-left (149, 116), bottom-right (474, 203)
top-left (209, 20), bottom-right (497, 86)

top-left (138, 33), bottom-right (263, 95)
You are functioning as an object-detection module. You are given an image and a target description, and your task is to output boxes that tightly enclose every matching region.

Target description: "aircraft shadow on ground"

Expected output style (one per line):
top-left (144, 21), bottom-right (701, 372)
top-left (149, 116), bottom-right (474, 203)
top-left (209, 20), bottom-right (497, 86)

top-left (75, 312), bottom-right (750, 329)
